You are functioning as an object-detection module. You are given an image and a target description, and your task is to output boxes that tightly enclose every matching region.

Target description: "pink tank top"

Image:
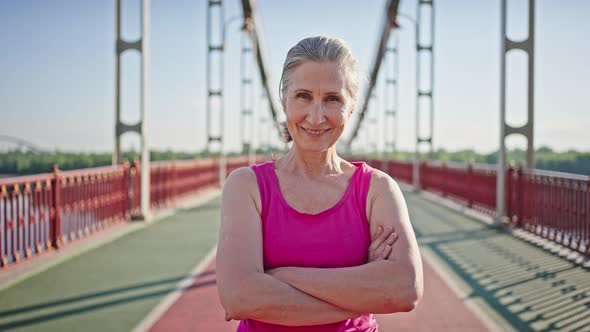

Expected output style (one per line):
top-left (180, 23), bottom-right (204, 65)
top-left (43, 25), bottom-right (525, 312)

top-left (238, 160), bottom-right (378, 332)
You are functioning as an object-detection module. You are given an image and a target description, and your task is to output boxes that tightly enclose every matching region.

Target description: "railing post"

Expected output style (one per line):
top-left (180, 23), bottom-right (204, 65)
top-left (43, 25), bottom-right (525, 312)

top-left (23, 183), bottom-right (31, 258)
top-left (219, 155), bottom-right (227, 187)
top-left (131, 158), bottom-right (141, 219)
top-left (442, 161), bottom-right (448, 197)
top-left (418, 161), bottom-right (424, 190)
top-left (166, 162), bottom-right (172, 206)
top-left (0, 184), bottom-right (7, 266)
top-left (388, 160), bottom-right (394, 178)
top-left (122, 161), bottom-right (130, 219)
top-left (172, 159), bottom-right (177, 205)
top-left (50, 164), bottom-right (63, 249)
top-left (10, 184), bottom-right (20, 263)
top-left (516, 163), bottom-right (524, 227)
top-left (506, 162), bottom-right (514, 223)
top-left (586, 179), bottom-right (590, 256)
top-left (153, 163), bottom-right (159, 208)
top-left (467, 161), bottom-right (473, 208)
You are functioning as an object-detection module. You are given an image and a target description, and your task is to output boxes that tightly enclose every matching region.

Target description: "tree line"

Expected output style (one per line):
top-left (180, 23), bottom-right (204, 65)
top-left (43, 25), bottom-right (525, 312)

top-left (359, 146), bottom-right (590, 175)
top-left (0, 149), bottom-right (266, 176)
top-left (1, 146), bottom-right (588, 176)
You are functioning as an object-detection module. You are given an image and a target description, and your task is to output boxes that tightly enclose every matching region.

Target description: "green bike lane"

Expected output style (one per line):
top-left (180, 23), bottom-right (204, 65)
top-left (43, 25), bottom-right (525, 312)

top-left (0, 194), bottom-right (222, 332)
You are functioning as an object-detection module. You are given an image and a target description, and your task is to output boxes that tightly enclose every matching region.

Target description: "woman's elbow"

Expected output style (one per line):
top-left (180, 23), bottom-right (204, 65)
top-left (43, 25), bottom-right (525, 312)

top-left (218, 284), bottom-right (253, 320)
top-left (400, 286), bottom-right (423, 312)
top-left (383, 285), bottom-right (422, 313)
top-left (385, 273), bottom-right (424, 313)
top-left (218, 273), bottom-right (270, 320)
top-left (224, 305), bottom-right (248, 321)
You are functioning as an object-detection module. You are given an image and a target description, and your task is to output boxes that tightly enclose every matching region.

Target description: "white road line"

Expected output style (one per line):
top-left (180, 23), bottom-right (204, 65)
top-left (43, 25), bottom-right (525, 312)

top-left (132, 245), bottom-right (218, 332)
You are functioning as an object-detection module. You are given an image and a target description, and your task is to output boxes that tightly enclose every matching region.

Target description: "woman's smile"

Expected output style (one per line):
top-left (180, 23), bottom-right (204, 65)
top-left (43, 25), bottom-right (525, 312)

top-left (301, 126), bottom-right (331, 137)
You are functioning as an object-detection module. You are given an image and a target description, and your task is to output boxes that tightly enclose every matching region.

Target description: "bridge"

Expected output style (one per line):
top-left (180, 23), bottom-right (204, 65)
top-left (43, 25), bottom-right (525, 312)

top-left (1, 0), bottom-right (589, 331)
top-left (0, 136), bottom-right (45, 154)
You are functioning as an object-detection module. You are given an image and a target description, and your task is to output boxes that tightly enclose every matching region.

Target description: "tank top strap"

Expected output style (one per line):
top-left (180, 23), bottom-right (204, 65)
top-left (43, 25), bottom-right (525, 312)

top-left (250, 161), bottom-right (275, 220)
top-left (352, 161), bottom-right (374, 224)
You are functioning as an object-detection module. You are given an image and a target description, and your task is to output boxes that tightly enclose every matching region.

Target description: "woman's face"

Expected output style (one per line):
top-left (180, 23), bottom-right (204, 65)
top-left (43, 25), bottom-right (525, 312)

top-left (283, 61), bottom-right (353, 152)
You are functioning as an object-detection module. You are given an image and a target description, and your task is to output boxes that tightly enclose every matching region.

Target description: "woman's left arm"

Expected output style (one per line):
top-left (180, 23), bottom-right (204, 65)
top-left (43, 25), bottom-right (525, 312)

top-left (268, 170), bottom-right (424, 314)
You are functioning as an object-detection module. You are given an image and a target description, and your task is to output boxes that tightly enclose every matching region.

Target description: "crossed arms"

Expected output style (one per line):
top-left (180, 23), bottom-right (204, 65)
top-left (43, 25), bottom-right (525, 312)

top-left (216, 167), bottom-right (423, 327)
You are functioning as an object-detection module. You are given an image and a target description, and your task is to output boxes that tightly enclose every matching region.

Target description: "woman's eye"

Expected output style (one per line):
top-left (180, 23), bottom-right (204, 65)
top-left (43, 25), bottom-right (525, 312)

top-left (296, 93), bottom-right (311, 100)
top-left (326, 96), bottom-right (341, 102)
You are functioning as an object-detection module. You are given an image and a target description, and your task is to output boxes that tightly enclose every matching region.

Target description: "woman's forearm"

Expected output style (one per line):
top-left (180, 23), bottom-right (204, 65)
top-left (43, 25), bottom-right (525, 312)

top-left (269, 260), bottom-right (421, 314)
top-left (224, 271), bottom-right (362, 326)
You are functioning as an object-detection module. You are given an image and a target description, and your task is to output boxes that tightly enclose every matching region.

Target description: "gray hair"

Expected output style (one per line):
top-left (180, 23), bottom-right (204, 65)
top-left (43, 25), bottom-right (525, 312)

top-left (279, 36), bottom-right (360, 142)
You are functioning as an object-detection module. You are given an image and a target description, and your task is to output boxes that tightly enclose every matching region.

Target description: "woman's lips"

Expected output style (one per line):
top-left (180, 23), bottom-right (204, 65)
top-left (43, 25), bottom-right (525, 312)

top-left (301, 127), bottom-right (330, 137)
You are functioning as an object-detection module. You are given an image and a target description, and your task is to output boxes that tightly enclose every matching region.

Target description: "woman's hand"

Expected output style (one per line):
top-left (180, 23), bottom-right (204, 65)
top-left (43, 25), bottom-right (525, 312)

top-left (367, 226), bottom-right (398, 263)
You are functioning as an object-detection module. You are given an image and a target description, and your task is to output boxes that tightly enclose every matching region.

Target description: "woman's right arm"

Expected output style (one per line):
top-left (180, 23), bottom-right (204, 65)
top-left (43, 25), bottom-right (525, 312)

top-left (216, 167), bottom-right (360, 326)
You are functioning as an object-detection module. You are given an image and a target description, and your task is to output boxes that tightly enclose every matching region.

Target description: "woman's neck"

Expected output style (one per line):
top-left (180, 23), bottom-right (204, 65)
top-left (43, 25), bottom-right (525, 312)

top-left (277, 145), bottom-right (344, 178)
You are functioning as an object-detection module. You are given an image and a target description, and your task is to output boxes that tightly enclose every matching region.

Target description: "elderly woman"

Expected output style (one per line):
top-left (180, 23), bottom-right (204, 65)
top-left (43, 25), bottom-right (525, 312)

top-left (217, 36), bottom-right (423, 331)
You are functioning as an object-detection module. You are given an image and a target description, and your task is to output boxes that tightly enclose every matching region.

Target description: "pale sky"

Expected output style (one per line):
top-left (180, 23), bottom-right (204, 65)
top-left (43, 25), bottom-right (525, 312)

top-left (0, 0), bottom-right (588, 154)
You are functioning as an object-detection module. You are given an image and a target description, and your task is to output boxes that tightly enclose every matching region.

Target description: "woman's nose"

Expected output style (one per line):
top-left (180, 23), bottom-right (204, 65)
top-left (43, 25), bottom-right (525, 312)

top-left (306, 102), bottom-right (326, 125)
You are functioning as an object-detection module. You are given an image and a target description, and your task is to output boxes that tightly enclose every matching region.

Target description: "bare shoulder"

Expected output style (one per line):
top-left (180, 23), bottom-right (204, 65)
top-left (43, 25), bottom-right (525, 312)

top-left (222, 166), bottom-right (261, 213)
top-left (367, 168), bottom-right (402, 205)
top-left (223, 166), bottom-right (258, 195)
top-left (365, 166), bottom-right (423, 305)
top-left (366, 166), bottom-right (419, 264)
top-left (364, 166), bottom-right (409, 228)
top-left (217, 167), bottom-right (266, 295)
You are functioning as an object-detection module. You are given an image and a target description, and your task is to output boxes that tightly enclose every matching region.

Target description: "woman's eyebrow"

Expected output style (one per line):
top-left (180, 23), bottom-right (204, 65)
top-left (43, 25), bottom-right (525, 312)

top-left (292, 89), bottom-right (343, 95)
top-left (293, 88), bottom-right (313, 93)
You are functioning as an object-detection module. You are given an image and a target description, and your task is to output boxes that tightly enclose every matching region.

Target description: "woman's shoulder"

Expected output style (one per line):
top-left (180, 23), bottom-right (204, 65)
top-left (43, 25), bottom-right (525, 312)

top-left (346, 160), bottom-right (387, 179)
top-left (366, 165), bottom-right (401, 200)
top-left (223, 166), bottom-right (264, 209)
top-left (223, 161), bottom-right (273, 195)
top-left (224, 166), bottom-right (258, 191)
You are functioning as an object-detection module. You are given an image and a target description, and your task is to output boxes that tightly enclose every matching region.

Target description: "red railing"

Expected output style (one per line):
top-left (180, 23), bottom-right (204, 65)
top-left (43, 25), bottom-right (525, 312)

top-left (150, 159), bottom-right (219, 208)
top-left (0, 156), bottom-right (265, 269)
top-left (0, 173), bottom-right (54, 266)
top-left (226, 156), bottom-right (252, 176)
top-left (385, 160), bottom-right (413, 184)
top-left (2, 155), bottom-right (586, 268)
top-left (350, 157), bottom-right (413, 184)
top-left (148, 156), bottom-right (260, 208)
top-left (507, 168), bottom-right (589, 254)
top-left (0, 164), bottom-right (130, 267)
top-left (372, 159), bottom-right (589, 255)
top-left (419, 161), bottom-right (497, 215)
top-left (56, 165), bottom-right (130, 247)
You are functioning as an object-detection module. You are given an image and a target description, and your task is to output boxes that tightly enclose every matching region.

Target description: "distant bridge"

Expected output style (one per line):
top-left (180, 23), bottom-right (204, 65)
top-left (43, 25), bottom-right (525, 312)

top-left (0, 135), bottom-right (45, 153)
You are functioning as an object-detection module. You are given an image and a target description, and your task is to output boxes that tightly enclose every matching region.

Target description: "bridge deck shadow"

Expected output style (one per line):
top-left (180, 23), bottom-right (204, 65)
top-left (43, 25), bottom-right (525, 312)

top-left (406, 191), bottom-right (590, 332)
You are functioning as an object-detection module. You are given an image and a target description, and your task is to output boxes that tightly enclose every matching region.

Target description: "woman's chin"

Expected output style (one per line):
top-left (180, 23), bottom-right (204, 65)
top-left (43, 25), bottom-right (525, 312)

top-left (293, 141), bottom-right (334, 153)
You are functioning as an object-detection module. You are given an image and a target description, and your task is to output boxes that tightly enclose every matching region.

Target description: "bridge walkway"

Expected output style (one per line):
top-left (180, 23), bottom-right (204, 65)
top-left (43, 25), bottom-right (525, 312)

top-left (0, 188), bottom-right (588, 331)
